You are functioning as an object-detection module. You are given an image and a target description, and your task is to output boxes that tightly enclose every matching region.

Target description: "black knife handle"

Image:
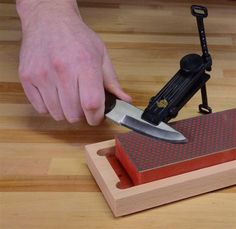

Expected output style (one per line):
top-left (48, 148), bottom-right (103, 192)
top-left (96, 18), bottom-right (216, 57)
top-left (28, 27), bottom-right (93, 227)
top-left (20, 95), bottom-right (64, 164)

top-left (104, 91), bottom-right (117, 114)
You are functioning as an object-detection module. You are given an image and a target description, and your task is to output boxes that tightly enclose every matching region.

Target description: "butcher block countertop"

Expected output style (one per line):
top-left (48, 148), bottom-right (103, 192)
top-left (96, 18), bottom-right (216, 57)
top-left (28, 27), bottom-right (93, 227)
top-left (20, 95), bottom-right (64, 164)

top-left (0, 1), bottom-right (236, 228)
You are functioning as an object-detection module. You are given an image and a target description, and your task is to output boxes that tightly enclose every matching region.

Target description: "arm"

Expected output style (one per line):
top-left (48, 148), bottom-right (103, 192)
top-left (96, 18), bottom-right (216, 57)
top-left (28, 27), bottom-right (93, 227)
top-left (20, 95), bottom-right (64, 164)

top-left (16, 0), bottom-right (131, 125)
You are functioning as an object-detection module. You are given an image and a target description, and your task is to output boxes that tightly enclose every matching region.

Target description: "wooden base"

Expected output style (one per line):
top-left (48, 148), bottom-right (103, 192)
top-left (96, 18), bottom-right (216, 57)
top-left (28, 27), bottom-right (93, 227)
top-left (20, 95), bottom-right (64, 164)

top-left (85, 140), bottom-right (236, 217)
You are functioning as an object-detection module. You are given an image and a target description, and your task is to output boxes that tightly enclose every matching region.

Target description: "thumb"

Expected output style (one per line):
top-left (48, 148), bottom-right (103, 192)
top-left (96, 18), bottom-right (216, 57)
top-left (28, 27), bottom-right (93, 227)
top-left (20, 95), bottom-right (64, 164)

top-left (102, 48), bottom-right (132, 103)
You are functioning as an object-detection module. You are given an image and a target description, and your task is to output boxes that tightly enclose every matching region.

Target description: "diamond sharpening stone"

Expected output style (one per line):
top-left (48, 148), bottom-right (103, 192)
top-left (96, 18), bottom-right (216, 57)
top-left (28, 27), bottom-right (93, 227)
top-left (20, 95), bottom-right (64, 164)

top-left (115, 109), bottom-right (236, 185)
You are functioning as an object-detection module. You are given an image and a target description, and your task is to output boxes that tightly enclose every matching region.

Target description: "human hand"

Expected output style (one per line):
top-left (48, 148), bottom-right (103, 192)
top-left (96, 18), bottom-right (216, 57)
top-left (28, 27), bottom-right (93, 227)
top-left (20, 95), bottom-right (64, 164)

top-left (16, 0), bottom-right (131, 125)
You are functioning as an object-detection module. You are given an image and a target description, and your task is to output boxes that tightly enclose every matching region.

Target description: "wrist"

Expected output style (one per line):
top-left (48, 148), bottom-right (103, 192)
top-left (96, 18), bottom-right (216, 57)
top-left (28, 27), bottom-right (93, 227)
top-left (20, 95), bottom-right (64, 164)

top-left (16, 0), bottom-right (82, 29)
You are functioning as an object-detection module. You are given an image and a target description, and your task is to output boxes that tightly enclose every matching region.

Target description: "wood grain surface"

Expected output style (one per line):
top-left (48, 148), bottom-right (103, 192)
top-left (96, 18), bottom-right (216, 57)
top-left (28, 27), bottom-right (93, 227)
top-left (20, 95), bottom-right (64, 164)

top-left (0, 0), bottom-right (236, 228)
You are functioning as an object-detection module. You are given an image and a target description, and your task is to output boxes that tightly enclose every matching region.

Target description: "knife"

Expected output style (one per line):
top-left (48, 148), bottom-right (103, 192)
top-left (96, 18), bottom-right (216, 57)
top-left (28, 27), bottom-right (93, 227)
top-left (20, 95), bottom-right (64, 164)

top-left (105, 91), bottom-right (187, 143)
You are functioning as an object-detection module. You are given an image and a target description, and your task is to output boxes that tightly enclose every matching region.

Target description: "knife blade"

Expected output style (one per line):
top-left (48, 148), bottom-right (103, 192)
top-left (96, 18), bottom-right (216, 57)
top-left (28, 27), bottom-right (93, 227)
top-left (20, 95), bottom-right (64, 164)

top-left (105, 91), bottom-right (187, 143)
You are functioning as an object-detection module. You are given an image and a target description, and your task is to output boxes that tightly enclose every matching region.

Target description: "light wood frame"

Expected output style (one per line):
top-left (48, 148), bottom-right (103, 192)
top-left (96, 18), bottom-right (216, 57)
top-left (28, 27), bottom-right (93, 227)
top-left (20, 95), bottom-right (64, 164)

top-left (85, 140), bottom-right (236, 217)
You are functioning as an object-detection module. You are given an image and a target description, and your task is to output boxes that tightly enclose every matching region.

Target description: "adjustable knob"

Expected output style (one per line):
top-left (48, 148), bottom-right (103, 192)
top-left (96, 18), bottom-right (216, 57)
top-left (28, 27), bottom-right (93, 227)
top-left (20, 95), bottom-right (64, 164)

top-left (180, 54), bottom-right (203, 74)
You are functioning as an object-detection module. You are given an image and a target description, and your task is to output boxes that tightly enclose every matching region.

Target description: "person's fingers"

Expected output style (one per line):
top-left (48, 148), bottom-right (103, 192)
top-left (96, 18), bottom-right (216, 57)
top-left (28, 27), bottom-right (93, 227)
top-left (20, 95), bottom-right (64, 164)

top-left (102, 48), bottom-right (132, 103)
top-left (21, 81), bottom-right (48, 114)
top-left (57, 75), bottom-right (84, 123)
top-left (37, 83), bottom-right (65, 121)
top-left (78, 64), bottom-right (105, 126)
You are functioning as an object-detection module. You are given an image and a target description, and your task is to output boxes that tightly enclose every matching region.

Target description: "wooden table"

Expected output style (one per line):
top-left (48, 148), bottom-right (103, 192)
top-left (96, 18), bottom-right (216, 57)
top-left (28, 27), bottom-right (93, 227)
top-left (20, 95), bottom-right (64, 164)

top-left (0, 1), bottom-right (235, 228)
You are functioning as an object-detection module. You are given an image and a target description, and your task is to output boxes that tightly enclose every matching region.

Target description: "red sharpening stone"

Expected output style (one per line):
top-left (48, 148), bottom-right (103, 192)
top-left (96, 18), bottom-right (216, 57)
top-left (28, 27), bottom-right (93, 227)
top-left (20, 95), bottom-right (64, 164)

top-left (115, 109), bottom-right (236, 185)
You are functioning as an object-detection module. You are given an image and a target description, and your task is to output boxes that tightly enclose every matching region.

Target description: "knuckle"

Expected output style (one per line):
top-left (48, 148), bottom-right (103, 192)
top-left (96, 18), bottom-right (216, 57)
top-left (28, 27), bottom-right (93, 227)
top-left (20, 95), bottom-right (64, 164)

top-left (83, 97), bottom-right (103, 112)
top-left (51, 57), bottom-right (68, 73)
top-left (19, 68), bottom-right (31, 81)
top-left (19, 68), bottom-right (49, 83)
top-left (83, 102), bottom-right (100, 112)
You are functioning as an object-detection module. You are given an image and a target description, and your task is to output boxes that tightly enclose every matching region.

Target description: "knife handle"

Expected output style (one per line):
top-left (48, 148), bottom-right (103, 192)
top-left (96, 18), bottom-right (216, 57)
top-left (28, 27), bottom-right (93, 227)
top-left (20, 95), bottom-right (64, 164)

top-left (105, 91), bottom-right (117, 114)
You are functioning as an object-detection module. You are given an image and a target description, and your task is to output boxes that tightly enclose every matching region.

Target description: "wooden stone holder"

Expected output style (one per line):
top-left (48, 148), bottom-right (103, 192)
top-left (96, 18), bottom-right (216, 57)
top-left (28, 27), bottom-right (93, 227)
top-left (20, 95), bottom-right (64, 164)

top-left (85, 109), bottom-right (236, 217)
top-left (85, 140), bottom-right (236, 217)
